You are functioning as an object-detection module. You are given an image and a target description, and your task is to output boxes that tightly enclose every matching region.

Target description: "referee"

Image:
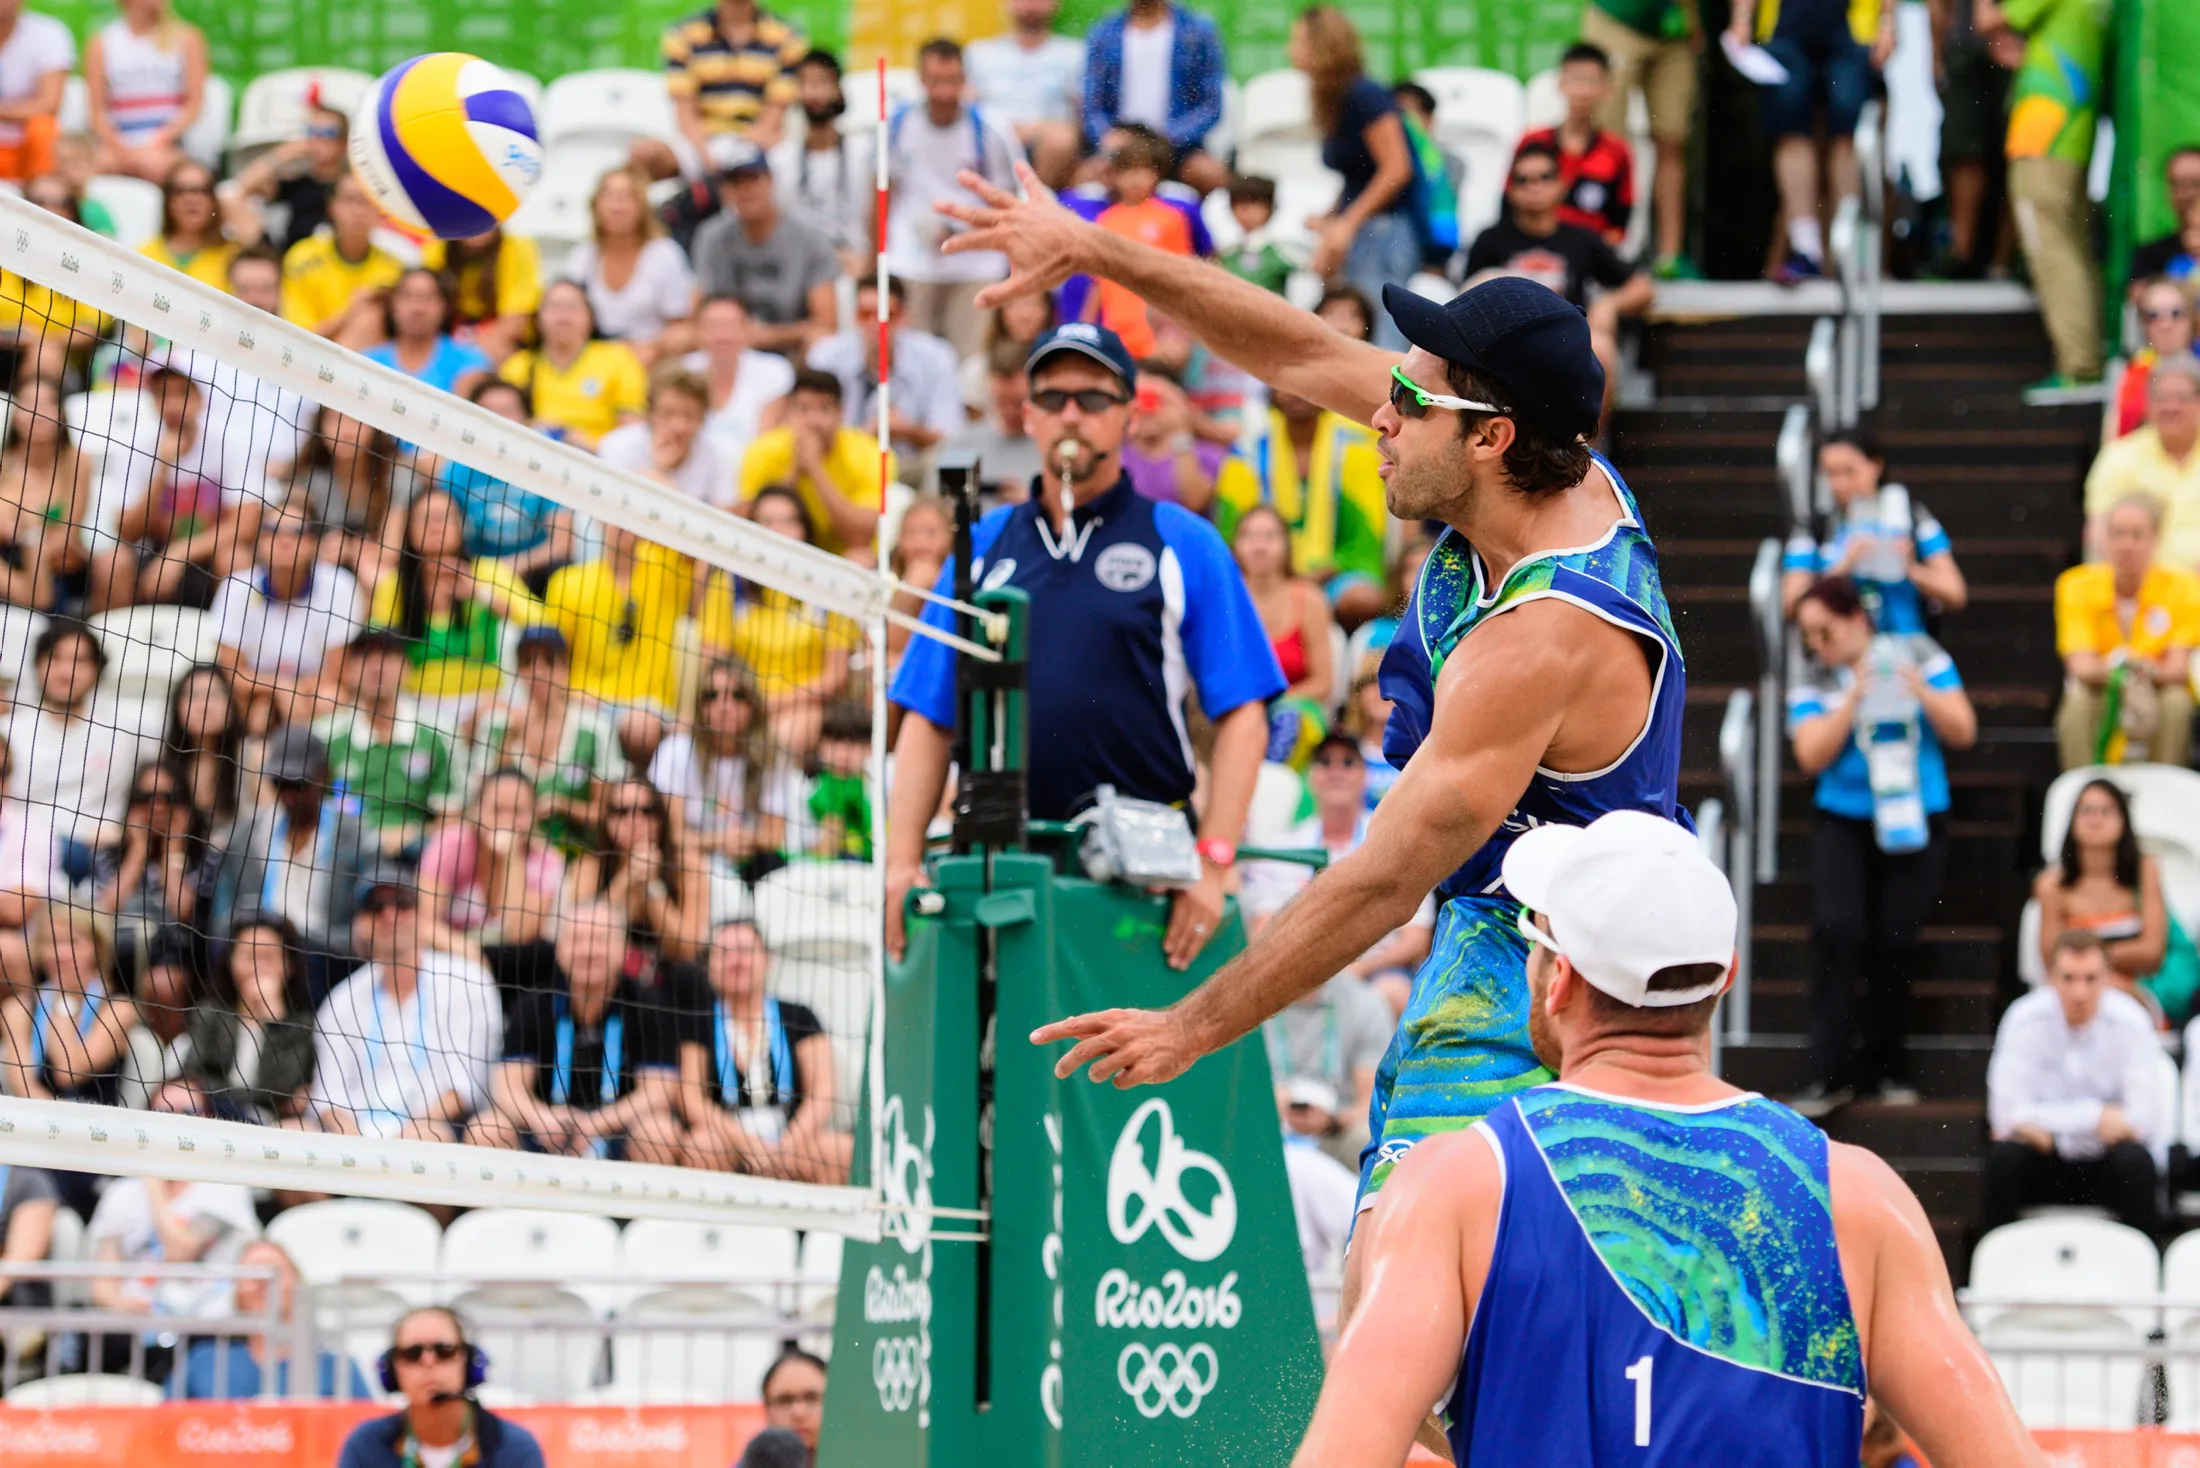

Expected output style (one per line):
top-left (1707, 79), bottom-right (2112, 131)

top-left (886, 322), bottom-right (1284, 969)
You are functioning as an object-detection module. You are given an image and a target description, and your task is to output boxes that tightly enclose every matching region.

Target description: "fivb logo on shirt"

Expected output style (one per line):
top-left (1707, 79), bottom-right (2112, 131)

top-left (1094, 543), bottom-right (1156, 594)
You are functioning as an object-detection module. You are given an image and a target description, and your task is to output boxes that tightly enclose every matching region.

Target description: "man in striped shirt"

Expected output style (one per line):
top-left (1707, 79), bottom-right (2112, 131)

top-left (662, 0), bottom-right (809, 156)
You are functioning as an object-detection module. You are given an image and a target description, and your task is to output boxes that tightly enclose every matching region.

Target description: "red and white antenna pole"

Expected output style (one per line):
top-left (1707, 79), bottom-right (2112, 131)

top-left (875, 57), bottom-right (891, 540)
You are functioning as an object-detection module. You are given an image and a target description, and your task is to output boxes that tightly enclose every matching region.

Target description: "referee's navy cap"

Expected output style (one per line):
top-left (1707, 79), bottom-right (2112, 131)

top-left (1026, 322), bottom-right (1138, 393)
top-left (1382, 277), bottom-right (1604, 441)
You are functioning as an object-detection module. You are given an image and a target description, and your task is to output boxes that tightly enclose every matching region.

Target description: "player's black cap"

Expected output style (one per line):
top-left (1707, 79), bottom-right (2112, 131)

top-left (1381, 277), bottom-right (1604, 441)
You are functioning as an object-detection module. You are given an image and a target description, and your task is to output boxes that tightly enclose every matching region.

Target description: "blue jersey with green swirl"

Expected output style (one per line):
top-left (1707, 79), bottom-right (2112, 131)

top-left (1356, 455), bottom-right (1688, 1206)
top-left (1446, 1086), bottom-right (1866, 1465)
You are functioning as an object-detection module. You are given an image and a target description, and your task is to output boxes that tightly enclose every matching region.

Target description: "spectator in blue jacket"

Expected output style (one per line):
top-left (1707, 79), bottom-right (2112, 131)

top-left (1082, 0), bottom-right (1229, 195)
top-left (177, 1239), bottom-right (373, 1399)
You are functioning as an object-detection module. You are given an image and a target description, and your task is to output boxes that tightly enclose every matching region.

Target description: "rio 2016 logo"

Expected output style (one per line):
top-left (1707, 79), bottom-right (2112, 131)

top-left (1107, 1098), bottom-right (1237, 1261)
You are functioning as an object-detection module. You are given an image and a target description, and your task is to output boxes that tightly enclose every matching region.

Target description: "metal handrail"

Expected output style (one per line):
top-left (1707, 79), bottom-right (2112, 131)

top-left (1718, 688), bottom-right (1757, 1045)
top-left (1775, 402), bottom-right (1814, 527)
top-left (1697, 796), bottom-right (1729, 1075)
top-left (1855, 99), bottom-right (1885, 412)
top-left (1806, 316), bottom-right (1840, 432)
top-left (1830, 195), bottom-right (1862, 428)
top-left (1746, 539), bottom-right (1786, 886)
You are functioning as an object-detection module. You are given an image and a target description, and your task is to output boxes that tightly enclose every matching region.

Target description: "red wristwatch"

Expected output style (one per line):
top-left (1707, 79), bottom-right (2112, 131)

top-left (1196, 838), bottom-right (1238, 869)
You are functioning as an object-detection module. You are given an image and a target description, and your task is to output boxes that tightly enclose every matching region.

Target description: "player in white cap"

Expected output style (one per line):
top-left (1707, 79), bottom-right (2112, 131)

top-left (1290, 811), bottom-right (2035, 1467)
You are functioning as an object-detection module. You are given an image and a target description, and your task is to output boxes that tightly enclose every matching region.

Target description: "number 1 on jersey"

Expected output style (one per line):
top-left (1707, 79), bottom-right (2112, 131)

top-left (1624, 1355), bottom-right (1652, 1447)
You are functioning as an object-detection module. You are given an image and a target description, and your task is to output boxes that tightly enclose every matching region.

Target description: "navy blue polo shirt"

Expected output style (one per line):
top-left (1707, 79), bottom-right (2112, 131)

top-left (891, 476), bottom-right (1286, 821)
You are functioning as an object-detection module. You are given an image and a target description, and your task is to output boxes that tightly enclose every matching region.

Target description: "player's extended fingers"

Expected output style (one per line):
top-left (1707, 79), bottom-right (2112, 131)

top-left (1087, 1042), bottom-right (1140, 1085)
top-left (1051, 1034), bottom-right (1123, 1081)
top-left (953, 166), bottom-right (1022, 210)
top-left (933, 194), bottom-right (1000, 231)
top-left (1030, 1011), bottom-right (1113, 1047)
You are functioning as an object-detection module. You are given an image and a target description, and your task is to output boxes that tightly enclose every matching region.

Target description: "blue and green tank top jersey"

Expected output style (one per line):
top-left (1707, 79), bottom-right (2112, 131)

top-left (1449, 1086), bottom-right (1866, 1465)
top-left (1358, 453), bottom-right (1689, 1198)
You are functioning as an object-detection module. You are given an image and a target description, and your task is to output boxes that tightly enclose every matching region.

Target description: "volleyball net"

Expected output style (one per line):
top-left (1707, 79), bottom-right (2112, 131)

top-left (0, 190), bottom-right (991, 1241)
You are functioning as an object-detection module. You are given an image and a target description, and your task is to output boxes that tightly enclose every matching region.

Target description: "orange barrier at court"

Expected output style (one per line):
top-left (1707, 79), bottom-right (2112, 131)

top-left (0, 1402), bottom-right (769, 1467)
top-left (2032, 1432), bottom-right (2200, 1466)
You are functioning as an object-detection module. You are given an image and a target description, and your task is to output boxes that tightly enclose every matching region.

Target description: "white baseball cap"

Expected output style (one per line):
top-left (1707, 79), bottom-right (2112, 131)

top-left (1500, 810), bottom-right (1736, 1008)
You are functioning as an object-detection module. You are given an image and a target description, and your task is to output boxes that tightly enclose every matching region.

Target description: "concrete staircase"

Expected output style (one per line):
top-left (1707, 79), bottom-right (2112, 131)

top-left (1614, 308), bottom-right (2100, 1274)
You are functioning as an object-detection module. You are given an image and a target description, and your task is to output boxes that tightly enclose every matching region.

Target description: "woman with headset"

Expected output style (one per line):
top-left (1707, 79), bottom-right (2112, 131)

top-left (337, 1306), bottom-right (544, 1468)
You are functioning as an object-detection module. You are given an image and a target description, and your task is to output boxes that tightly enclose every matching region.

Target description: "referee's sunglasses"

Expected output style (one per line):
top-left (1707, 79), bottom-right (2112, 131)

top-left (1030, 387), bottom-right (1131, 415)
top-left (1388, 365), bottom-right (1504, 420)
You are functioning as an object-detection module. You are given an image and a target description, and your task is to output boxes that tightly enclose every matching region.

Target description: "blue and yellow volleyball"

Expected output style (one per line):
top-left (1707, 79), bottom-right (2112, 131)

top-left (349, 54), bottom-right (541, 240)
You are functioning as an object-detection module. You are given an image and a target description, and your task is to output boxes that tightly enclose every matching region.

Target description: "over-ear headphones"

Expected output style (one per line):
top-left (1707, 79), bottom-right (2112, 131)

top-left (376, 1336), bottom-right (490, 1394)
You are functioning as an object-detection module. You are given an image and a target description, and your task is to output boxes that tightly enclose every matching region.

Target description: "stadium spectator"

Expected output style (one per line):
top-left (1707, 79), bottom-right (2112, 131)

top-left (1780, 429), bottom-right (1966, 631)
top-left (0, 0), bottom-right (72, 183)
top-left (1119, 356), bottom-right (1243, 514)
top-left (97, 757), bottom-right (205, 972)
top-left (886, 496), bottom-right (956, 674)
top-left (807, 702), bottom-right (871, 861)
top-left (434, 379), bottom-right (574, 588)
top-left (1235, 384), bottom-right (1390, 629)
top-left (886, 39), bottom-right (1026, 358)
top-left (1930, 0), bottom-right (2009, 280)
top-left (220, 91), bottom-right (346, 252)
top-left (0, 735), bottom-right (55, 990)
top-left (757, 1349), bottom-right (828, 1459)
top-left (469, 896), bottom-right (684, 1161)
top-left (0, 357), bottom-right (90, 611)
top-left (470, 626), bottom-right (623, 859)
top-left (419, 769), bottom-right (565, 954)
top-left (768, 49), bottom-right (870, 270)
top-left (279, 172), bottom-right (404, 350)
top-left (683, 293), bottom-right (794, 467)
top-left (365, 268), bottom-right (493, 397)
top-left (945, 337), bottom-right (1042, 506)
top-left (567, 775), bottom-right (706, 961)
top-left (179, 1238), bottom-right (370, 1399)
top-left (1083, 125), bottom-right (1203, 360)
top-left (195, 248), bottom-right (319, 495)
top-left (87, 1172), bottom-right (258, 1376)
top-left (599, 363), bottom-right (738, 509)
top-left (1579, 0), bottom-right (1700, 276)
top-left (496, 278), bottom-right (646, 452)
top-left (97, 363), bottom-right (265, 612)
top-left (1219, 175), bottom-right (1295, 297)
top-left (316, 627), bottom-right (459, 853)
top-left (276, 406), bottom-right (401, 584)
top-left (737, 368), bottom-right (887, 558)
top-left (186, 912), bottom-right (317, 1124)
top-left (2085, 356), bottom-right (2200, 571)
top-left (1464, 139), bottom-right (1651, 422)
top-left (1983, 929), bottom-right (2164, 1235)
top-left (1731, 0), bottom-right (1895, 284)
top-left (1517, 43), bottom-right (1633, 246)
top-left (661, 0), bottom-right (806, 156)
top-left (163, 664), bottom-right (243, 843)
top-left (2034, 778), bottom-right (2188, 1023)
top-left (1081, 0), bottom-right (1229, 194)
top-left (690, 139), bottom-right (839, 359)
top-left (6, 621), bottom-right (155, 862)
top-left (1786, 575), bottom-right (1976, 1117)
top-left (808, 276), bottom-right (962, 474)
top-left (308, 864), bottom-right (501, 1141)
top-left (338, 1306), bottom-right (545, 1468)
top-left (703, 487), bottom-right (861, 753)
top-left (563, 166), bottom-right (698, 367)
top-left (889, 324), bottom-right (1283, 968)
top-left (114, 928), bottom-right (195, 1108)
top-left (47, 132), bottom-right (115, 235)
top-left (2116, 278), bottom-right (2199, 438)
top-left (1343, 660), bottom-right (1403, 812)
top-left (138, 160), bottom-right (236, 287)
top-left (1234, 504), bottom-right (1334, 705)
top-left (0, 1162), bottom-right (56, 1307)
top-left (966, 0), bottom-right (1087, 190)
top-left (542, 524), bottom-right (690, 750)
top-left (2055, 493), bottom-right (2199, 770)
top-left (0, 903), bottom-right (134, 1106)
top-left (421, 225), bottom-right (542, 364)
top-left (369, 489), bottom-right (542, 720)
top-left (2130, 146), bottom-right (2200, 286)
top-left (2, 176), bottom-right (110, 349)
top-left (648, 658), bottom-right (795, 886)
top-left (1294, 7), bottom-right (1417, 345)
top-left (206, 726), bottom-right (370, 974)
top-left (678, 916), bottom-right (849, 1182)
top-left (956, 291), bottom-right (1058, 413)
top-left (1984, 0), bottom-right (2106, 390)
top-left (208, 500), bottom-right (363, 729)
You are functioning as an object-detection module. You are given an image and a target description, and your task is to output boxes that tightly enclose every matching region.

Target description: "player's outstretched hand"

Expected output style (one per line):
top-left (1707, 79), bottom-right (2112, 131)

top-left (1032, 1007), bottom-right (1203, 1088)
top-left (936, 161), bottom-right (1092, 312)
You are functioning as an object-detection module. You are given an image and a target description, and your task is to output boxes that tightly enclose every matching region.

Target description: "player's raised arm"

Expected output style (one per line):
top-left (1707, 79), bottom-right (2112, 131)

top-left (935, 161), bottom-right (1396, 424)
top-left (1831, 1142), bottom-right (2043, 1468)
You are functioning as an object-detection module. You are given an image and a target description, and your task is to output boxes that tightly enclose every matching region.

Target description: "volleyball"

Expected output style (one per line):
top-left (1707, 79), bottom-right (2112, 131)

top-left (348, 53), bottom-right (542, 240)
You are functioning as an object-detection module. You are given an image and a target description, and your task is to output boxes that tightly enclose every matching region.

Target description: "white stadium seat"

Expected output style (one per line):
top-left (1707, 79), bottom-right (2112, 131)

top-left (2159, 1232), bottom-right (2200, 1427)
top-left (608, 1287), bottom-right (786, 1402)
top-left (89, 604), bottom-right (218, 703)
top-left (1968, 1216), bottom-right (2159, 1428)
top-left (183, 74), bottom-right (235, 170)
top-left (455, 1283), bottom-right (604, 1402)
top-left (537, 68), bottom-right (678, 153)
top-left (439, 1207), bottom-right (624, 1316)
top-left (231, 67), bottom-right (376, 153)
top-left (617, 1218), bottom-right (801, 1301)
top-left (267, 1198), bottom-right (443, 1305)
top-left (1412, 66), bottom-right (1526, 244)
top-left (1233, 68), bottom-right (1321, 185)
top-left (83, 174), bottom-right (163, 249)
top-left (753, 862), bottom-right (877, 964)
top-left (6, 1373), bottom-right (165, 1406)
top-left (57, 75), bottom-right (87, 135)
top-left (839, 67), bottom-right (920, 135)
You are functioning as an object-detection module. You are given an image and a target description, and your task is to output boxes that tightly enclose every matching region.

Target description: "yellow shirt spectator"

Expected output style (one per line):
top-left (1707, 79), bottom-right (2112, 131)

top-left (2086, 426), bottom-right (2200, 570)
top-left (499, 340), bottom-right (646, 449)
top-left (542, 539), bottom-right (694, 712)
top-left (2054, 561), bottom-right (2200, 663)
top-left (368, 557), bottom-right (543, 701)
top-left (140, 237), bottom-right (240, 293)
top-left (280, 234), bottom-right (403, 333)
top-left (738, 425), bottom-right (893, 558)
top-left (0, 273), bottom-right (109, 341)
top-left (420, 233), bottom-right (545, 327)
top-left (698, 583), bottom-right (861, 694)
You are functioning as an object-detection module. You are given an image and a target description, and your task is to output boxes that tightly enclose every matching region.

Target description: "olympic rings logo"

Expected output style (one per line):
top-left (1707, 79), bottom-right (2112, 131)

top-left (873, 1334), bottom-right (923, 1412)
top-left (1107, 1098), bottom-right (1237, 1262)
top-left (1116, 1341), bottom-right (1219, 1419)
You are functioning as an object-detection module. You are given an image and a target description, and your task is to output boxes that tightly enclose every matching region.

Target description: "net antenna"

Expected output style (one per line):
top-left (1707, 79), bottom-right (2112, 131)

top-left (0, 193), bottom-right (997, 1239)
